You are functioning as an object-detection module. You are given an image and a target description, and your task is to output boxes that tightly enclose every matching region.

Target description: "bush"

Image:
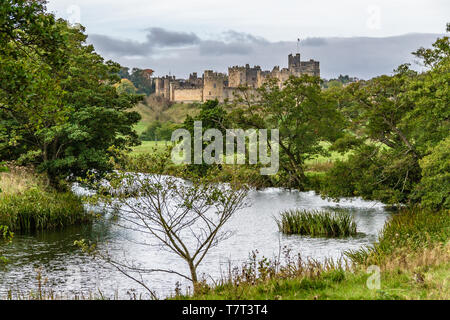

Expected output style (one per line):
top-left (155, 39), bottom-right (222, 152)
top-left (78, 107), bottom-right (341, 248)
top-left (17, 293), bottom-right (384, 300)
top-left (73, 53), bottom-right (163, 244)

top-left (276, 209), bottom-right (357, 237)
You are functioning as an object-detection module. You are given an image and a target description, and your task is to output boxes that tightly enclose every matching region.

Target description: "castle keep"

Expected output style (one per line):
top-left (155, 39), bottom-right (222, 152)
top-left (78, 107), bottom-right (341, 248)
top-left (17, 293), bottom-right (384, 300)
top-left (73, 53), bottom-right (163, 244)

top-left (154, 53), bottom-right (319, 103)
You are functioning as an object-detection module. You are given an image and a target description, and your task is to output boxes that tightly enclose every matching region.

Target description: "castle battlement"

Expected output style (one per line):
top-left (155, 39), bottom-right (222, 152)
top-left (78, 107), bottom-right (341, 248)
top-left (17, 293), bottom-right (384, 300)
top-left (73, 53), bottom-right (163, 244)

top-left (154, 52), bottom-right (320, 102)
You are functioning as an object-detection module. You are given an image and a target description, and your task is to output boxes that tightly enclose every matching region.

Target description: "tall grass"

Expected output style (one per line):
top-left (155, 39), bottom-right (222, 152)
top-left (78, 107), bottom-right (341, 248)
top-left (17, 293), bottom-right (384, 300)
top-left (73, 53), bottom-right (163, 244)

top-left (276, 209), bottom-right (357, 237)
top-left (345, 207), bottom-right (450, 266)
top-left (0, 167), bottom-right (92, 232)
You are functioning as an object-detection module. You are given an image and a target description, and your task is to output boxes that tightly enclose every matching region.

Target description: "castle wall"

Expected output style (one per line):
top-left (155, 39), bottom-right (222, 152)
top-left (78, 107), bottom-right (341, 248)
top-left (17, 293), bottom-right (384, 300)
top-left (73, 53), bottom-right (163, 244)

top-left (300, 60), bottom-right (320, 77)
top-left (172, 87), bottom-right (203, 102)
top-left (154, 53), bottom-right (320, 102)
top-left (228, 67), bottom-right (246, 87)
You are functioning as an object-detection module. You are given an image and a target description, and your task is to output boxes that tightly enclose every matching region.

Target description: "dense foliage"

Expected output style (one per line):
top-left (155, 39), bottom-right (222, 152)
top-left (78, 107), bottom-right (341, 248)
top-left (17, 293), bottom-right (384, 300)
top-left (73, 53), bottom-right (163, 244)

top-left (0, 0), bottom-right (142, 185)
top-left (321, 30), bottom-right (449, 208)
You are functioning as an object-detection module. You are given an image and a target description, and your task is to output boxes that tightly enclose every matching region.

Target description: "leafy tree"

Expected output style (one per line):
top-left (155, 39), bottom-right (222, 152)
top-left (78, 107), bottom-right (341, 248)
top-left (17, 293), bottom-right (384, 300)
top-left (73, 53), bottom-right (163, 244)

top-left (118, 66), bottom-right (130, 80)
top-left (115, 78), bottom-right (138, 95)
top-left (0, 2), bottom-right (142, 186)
top-left (130, 68), bottom-right (155, 95)
top-left (182, 99), bottom-right (230, 176)
top-left (414, 137), bottom-right (450, 210)
top-left (230, 76), bottom-right (345, 189)
top-left (323, 27), bottom-right (449, 206)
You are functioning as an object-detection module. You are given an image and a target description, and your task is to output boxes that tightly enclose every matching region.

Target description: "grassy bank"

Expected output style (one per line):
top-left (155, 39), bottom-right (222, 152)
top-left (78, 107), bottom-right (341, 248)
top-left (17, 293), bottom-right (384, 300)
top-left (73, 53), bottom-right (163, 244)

top-left (174, 208), bottom-right (450, 300)
top-left (0, 167), bottom-right (93, 232)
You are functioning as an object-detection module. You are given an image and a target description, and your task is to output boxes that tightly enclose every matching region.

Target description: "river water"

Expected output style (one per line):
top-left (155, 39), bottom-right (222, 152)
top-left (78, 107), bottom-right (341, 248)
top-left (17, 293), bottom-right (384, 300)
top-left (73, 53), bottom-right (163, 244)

top-left (0, 186), bottom-right (390, 299)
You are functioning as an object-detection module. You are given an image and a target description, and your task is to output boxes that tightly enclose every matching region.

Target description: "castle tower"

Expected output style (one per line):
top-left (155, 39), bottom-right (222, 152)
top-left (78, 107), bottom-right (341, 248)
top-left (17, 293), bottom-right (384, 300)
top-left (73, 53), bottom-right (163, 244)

top-left (288, 53), bottom-right (301, 71)
top-left (203, 70), bottom-right (225, 102)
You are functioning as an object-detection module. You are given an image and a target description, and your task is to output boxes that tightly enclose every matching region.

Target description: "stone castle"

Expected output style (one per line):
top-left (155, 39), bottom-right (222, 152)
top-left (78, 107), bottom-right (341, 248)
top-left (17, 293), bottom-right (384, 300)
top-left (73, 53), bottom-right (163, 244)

top-left (154, 53), bottom-right (319, 103)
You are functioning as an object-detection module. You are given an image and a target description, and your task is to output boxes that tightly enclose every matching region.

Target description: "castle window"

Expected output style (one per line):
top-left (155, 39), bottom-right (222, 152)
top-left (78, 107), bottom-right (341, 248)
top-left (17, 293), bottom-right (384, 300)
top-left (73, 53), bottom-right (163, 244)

top-left (209, 91), bottom-right (211, 95)
top-left (213, 84), bottom-right (217, 88)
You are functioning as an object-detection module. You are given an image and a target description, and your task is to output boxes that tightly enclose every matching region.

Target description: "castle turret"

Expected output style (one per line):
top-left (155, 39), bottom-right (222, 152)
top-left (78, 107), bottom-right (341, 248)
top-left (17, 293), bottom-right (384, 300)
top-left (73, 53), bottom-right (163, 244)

top-left (288, 53), bottom-right (301, 71)
top-left (203, 70), bottom-right (226, 102)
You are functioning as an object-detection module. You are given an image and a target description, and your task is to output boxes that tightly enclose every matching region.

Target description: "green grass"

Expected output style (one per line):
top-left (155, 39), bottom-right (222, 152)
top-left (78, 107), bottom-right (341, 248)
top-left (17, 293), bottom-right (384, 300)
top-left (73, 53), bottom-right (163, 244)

top-left (130, 141), bottom-right (173, 156)
top-left (276, 209), bottom-right (357, 237)
top-left (305, 142), bottom-right (351, 172)
top-left (176, 261), bottom-right (449, 300)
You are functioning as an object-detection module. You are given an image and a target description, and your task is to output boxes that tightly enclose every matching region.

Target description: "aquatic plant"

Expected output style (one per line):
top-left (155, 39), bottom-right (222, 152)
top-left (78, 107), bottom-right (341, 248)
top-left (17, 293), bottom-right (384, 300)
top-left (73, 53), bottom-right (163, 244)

top-left (276, 209), bottom-right (357, 237)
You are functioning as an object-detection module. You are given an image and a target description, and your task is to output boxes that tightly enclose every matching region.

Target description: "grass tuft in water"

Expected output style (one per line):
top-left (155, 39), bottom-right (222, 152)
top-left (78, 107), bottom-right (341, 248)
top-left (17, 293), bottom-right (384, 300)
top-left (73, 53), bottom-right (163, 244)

top-left (276, 209), bottom-right (357, 237)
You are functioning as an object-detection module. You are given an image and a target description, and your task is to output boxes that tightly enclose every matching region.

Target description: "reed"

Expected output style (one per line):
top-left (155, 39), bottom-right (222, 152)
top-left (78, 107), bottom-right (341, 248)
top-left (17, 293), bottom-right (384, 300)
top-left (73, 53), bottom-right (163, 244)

top-left (276, 209), bottom-right (357, 237)
top-left (345, 207), bottom-right (450, 266)
top-left (0, 167), bottom-right (92, 232)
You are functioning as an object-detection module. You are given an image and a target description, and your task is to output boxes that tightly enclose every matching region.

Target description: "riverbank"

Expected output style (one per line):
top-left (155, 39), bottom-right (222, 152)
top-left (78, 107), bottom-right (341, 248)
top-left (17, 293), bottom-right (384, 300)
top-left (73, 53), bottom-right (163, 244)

top-left (174, 208), bottom-right (450, 300)
top-left (0, 166), bottom-right (93, 232)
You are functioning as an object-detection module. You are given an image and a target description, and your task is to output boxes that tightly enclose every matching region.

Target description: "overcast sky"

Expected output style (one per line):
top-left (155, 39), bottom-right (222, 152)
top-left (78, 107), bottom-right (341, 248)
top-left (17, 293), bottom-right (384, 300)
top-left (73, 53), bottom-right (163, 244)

top-left (46, 0), bottom-right (449, 79)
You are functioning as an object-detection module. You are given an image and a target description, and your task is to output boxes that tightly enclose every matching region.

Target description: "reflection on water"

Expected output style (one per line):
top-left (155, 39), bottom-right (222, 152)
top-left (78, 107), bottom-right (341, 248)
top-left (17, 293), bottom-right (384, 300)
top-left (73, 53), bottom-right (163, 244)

top-left (0, 187), bottom-right (390, 299)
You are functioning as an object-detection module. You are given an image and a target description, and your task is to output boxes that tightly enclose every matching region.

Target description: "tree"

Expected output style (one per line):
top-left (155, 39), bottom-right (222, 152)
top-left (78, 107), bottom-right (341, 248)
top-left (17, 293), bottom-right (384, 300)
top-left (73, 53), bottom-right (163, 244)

top-left (0, 2), bottom-right (142, 185)
top-left (230, 76), bottom-right (345, 189)
top-left (414, 137), bottom-right (450, 210)
top-left (130, 68), bottom-right (155, 95)
top-left (80, 152), bottom-right (249, 295)
top-left (115, 78), bottom-right (138, 95)
top-left (323, 27), bottom-right (449, 205)
top-left (182, 99), bottom-right (230, 176)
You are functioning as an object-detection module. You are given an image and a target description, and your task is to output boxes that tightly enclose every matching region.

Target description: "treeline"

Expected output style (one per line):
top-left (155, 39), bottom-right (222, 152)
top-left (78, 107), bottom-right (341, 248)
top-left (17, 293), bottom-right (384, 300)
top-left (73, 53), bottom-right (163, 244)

top-left (322, 74), bottom-right (359, 88)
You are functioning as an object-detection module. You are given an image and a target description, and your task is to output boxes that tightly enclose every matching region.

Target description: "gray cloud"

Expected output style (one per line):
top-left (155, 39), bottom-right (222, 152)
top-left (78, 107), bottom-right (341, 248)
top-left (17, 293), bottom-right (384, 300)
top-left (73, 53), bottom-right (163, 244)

top-left (87, 28), bottom-right (444, 79)
top-left (88, 28), bottom-right (259, 57)
top-left (88, 34), bottom-right (151, 56)
top-left (198, 40), bottom-right (255, 56)
top-left (145, 27), bottom-right (200, 47)
top-left (303, 37), bottom-right (328, 47)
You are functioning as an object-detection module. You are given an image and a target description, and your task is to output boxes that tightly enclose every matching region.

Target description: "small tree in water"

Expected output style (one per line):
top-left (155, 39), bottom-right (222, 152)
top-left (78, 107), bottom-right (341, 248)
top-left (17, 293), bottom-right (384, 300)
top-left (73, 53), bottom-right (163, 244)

top-left (79, 153), bottom-right (249, 296)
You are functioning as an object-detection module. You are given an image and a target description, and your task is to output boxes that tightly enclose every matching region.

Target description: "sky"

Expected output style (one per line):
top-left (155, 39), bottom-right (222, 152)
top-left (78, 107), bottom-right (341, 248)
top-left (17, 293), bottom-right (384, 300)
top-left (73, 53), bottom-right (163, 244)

top-left (45, 0), bottom-right (449, 79)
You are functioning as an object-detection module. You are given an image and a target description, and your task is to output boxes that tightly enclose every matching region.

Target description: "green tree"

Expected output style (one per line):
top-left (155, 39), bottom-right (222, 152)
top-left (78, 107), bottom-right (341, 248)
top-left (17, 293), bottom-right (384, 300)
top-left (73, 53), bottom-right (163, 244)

top-left (130, 68), bottom-right (154, 95)
top-left (231, 76), bottom-right (345, 189)
top-left (115, 78), bottom-right (138, 95)
top-left (0, 2), bottom-right (142, 186)
top-left (323, 27), bottom-right (449, 206)
top-left (182, 99), bottom-right (229, 176)
top-left (414, 137), bottom-right (450, 210)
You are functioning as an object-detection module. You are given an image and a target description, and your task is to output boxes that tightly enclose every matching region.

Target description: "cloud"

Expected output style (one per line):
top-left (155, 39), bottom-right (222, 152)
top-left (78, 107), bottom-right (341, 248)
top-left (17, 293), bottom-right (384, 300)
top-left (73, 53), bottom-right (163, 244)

top-left (87, 28), bottom-right (444, 79)
top-left (88, 34), bottom-right (151, 56)
top-left (88, 27), bottom-right (260, 58)
top-left (302, 37), bottom-right (328, 47)
top-left (145, 27), bottom-right (200, 47)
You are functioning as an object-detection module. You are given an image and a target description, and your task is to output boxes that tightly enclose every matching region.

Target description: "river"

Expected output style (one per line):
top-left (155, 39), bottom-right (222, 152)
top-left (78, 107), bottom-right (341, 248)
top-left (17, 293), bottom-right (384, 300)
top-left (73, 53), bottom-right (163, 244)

top-left (0, 186), bottom-right (390, 299)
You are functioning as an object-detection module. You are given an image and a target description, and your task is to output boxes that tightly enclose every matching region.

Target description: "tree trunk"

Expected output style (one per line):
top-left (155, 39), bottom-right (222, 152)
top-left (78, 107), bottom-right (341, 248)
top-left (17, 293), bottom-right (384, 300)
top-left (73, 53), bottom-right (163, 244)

top-left (188, 261), bottom-right (199, 295)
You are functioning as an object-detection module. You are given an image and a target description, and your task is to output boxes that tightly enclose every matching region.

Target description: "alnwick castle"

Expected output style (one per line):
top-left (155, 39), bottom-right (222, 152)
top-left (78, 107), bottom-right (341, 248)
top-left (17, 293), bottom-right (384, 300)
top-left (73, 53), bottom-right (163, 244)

top-left (154, 53), bottom-right (319, 103)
